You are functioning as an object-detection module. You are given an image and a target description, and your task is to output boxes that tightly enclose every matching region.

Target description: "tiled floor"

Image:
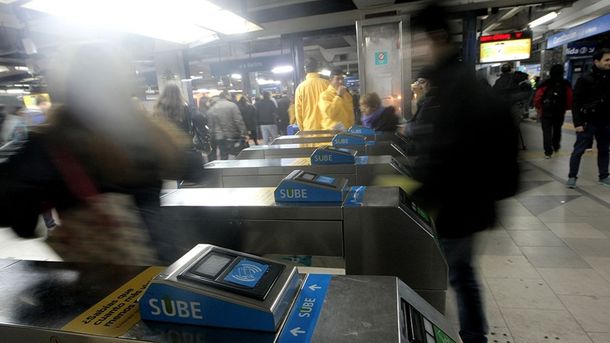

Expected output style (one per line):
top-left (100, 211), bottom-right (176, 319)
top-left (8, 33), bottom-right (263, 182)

top-left (1, 121), bottom-right (610, 342)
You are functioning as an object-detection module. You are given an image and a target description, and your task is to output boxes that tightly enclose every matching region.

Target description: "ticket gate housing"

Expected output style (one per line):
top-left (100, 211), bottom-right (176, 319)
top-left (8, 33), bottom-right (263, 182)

top-left (194, 155), bottom-right (409, 188)
top-left (159, 186), bottom-right (448, 311)
top-left (0, 258), bottom-right (457, 342)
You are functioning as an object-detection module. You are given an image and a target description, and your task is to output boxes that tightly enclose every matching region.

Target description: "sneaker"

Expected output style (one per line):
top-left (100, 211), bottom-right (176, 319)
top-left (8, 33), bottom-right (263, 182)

top-left (567, 177), bottom-right (577, 189)
top-left (544, 154), bottom-right (551, 159)
top-left (599, 178), bottom-right (610, 187)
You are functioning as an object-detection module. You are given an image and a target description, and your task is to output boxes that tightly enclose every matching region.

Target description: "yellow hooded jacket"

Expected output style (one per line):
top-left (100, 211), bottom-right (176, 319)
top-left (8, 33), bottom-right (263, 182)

top-left (319, 85), bottom-right (354, 130)
top-left (294, 73), bottom-right (330, 131)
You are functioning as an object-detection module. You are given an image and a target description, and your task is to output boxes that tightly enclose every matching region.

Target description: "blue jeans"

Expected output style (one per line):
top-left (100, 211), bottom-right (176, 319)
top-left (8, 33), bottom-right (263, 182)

top-left (259, 124), bottom-right (279, 145)
top-left (439, 237), bottom-right (488, 343)
top-left (568, 124), bottom-right (610, 180)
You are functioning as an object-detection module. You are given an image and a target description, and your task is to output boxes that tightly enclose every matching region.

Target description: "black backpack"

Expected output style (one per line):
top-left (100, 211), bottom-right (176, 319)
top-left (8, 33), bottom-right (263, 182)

top-left (542, 81), bottom-right (567, 114)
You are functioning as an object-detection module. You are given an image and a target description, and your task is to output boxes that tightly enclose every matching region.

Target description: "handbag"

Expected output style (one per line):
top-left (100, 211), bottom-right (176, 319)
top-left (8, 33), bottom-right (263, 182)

top-left (46, 148), bottom-right (159, 265)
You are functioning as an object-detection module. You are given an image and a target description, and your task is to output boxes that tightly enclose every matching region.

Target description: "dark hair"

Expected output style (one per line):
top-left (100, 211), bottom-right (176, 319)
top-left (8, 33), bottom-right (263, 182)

top-left (411, 4), bottom-right (451, 42)
top-left (154, 83), bottom-right (185, 123)
top-left (593, 47), bottom-right (610, 61)
top-left (501, 63), bottom-right (513, 73)
top-left (304, 58), bottom-right (319, 73)
top-left (262, 91), bottom-right (271, 99)
top-left (549, 64), bottom-right (564, 80)
top-left (361, 92), bottom-right (381, 110)
top-left (330, 68), bottom-right (343, 78)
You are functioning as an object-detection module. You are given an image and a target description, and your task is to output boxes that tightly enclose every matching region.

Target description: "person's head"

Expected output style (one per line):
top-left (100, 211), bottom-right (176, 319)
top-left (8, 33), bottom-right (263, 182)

top-left (263, 91), bottom-right (271, 100)
top-left (159, 84), bottom-right (184, 107)
top-left (501, 63), bottom-right (513, 74)
top-left (304, 58), bottom-right (319, 73)
top-left (35, 95), bottom-right (51, 112)
top-left (220, 90), bottom-right (230, 100)
top-left (593, 48), bottom-right (610, 71)
top-left (329, 68), bottom-right (344, 89)
top-left (411, 5), bottom-right (454, 66)
top-left (359, 92), bottom-right (382, 115)
top-left (549, 64), bottom-right (564, 80)
top-left (155, 83), bottom-right (185, 122)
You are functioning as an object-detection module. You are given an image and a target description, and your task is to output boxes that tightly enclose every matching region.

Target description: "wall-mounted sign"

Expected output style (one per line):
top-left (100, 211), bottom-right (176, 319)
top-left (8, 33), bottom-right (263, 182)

top-left (374, 51), bottom-right (388, 65)
top-left (566, 42), bottom-right (596, 59)
top-left (547, 13), bottom-right (610, 49)
top-left (480, 31), bottom-right (529, 42)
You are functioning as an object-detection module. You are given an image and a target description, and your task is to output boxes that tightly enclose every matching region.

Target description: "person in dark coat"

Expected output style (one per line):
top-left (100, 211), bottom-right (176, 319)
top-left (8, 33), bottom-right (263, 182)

top-left (276, 93), bottom-right (290, 135)
top-left (358, 92), bottom-right (398, 132)
top-left (410, 6), bottom-right (518, 343)
top-left (534, 64), bottom-right (573, 158)
top-left (254, 91), bottom-right (278, 144)
top-left (237, 96), bottom-right (258, 145)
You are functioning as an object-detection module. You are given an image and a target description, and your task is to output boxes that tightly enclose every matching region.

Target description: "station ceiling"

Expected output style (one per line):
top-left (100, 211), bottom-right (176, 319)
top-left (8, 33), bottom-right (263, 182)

top-left (0, 0), bottom-right (608, 89)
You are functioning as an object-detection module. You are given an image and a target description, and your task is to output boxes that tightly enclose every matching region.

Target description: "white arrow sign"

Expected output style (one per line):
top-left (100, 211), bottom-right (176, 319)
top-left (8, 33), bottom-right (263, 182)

top-left (308, 284), bottom-right (322, 291)
top-left (290, 327), bottom-right (306, 336)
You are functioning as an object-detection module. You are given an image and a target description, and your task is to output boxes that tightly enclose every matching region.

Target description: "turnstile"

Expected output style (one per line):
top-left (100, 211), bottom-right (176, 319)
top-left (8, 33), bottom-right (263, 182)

top-left (0, 259), bottom-right (457, 343)
top-left (159, 186), bottom-right (448, 311)
top-left (194, 155), bottom-right (409, 188)
top-left (272, 131), bottom-right (402, 145)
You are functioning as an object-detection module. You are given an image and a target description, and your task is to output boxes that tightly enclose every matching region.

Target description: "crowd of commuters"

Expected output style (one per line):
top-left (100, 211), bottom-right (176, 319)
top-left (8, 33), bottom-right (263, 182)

top-left (0, 4), bottom-right (608, 343)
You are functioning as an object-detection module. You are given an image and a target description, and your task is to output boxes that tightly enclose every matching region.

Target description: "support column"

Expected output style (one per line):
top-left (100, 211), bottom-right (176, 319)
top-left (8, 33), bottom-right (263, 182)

top-left (540, 33), bottom-right (566, 80)
top-left (284, 34), bottom-right (305, 89)
top-left (462, 12), bottom-right (478, 72)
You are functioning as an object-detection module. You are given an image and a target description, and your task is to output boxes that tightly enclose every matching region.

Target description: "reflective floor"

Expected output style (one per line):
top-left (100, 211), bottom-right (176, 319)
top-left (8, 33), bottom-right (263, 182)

top-left (1, 117), bottom-right (610, 343)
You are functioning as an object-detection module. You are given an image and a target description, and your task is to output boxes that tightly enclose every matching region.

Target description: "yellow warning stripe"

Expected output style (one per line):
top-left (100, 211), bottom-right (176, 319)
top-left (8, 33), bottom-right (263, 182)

top-left (62, 266), bottom-right (164, 337)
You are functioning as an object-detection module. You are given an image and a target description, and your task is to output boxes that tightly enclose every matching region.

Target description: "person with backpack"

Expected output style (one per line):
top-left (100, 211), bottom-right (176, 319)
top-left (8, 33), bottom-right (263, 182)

top-left (534, 64), bottom-right (573, 159)
top-left (566, 48), bottom-right (610, 188)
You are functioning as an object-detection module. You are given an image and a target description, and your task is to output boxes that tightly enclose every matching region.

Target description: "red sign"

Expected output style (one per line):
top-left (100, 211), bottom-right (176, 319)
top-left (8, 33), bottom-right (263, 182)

top-left (480, 32), bottom-right (528, 43)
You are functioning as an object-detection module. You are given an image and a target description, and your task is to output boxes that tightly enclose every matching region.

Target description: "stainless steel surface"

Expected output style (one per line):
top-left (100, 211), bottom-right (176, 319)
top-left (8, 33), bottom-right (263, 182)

top-left (195, 155), bottom-right (403, 188)
top-left (272, 132), bottom-right (404, 145)
top-left (237, 141), bottom-right (410, 163)
top-left (296, 130), bottom-right (341, 136)
top-left (160, 187), bottom-right (448, 311)
top-left (0, 259), bottom-right (456, 343)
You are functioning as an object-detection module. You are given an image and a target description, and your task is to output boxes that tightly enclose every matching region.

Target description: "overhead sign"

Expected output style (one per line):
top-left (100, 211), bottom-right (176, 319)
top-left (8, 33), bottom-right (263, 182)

top-left (566, 42), bottom-right (596, 58)
top-left (480, 38), bottom-right (532, 63)
top-left (480, 31), bottom-right (529, 42)
top-left (547, 13), bottom-right (610, 49)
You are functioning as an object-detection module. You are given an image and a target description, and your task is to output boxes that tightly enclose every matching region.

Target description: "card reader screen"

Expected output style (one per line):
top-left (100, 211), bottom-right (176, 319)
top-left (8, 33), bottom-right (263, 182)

top-left (316, 175), bottom-right (336, 185)
top-left (300, 172), bottom-right (316, 181)
top-left (194, 254), bottom-right (232, 277)
top-left (223, 258), bottom-right (270, 288)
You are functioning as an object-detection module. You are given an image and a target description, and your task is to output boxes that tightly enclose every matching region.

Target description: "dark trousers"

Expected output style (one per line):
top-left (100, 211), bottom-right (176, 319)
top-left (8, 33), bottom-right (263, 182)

top-left (541, 114), bottom-right (564, 155)
top-left (439, 236), bottom-right (488, 343)
top-left (207, 140), bottom-right (218, 162)
top-left (568, 124), bottom-right (610, 180)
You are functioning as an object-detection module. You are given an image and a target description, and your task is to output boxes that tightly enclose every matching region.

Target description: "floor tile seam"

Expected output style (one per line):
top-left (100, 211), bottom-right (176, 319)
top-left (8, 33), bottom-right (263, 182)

top-left (522, 160), bottom-right (610, 210)
top-left (536, 267), bottom-right (610, 297)
top-left (481, 278), bottom-right (515, 340)
top-left (554, 293), bottom-right (606, 337)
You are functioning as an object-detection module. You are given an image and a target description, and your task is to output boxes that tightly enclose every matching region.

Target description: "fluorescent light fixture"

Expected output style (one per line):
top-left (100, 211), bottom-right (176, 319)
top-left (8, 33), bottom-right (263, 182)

top-left (7, 89), bottom-right (26, 94)
top-left (529, 12), bottom-right (558, 28)
top-left (0, 66), bottom-right (9, 73)
top-left (22, 0), bottom-right (261, 44)
top-left (320, 69), bottom-right (331, 77)
top-left (231, 74), bottom-right (242, 80)
top-left (14, 66), bottom-right (29, 71)
top-left (256, 79), bottom-right (280, 85)
top-left (272, 66), bottom-right (293, 74)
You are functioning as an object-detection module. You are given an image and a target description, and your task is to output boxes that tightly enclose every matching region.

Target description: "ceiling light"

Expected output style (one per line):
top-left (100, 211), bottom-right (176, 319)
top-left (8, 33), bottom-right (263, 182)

top-left (22, 0), bottom-right (260, 44)
top-left (256, 79), bottom-right (280, 85)
top-left (231, 74), bottom-right (242, 80)
top-left (529, 12), bottom-right (558, 28)
top-left (0, 66), bottom-right (9, 73)
top-left (271, 66), bottom-right (293, 74)
top-left (320, 69), bottom-right (331, 77)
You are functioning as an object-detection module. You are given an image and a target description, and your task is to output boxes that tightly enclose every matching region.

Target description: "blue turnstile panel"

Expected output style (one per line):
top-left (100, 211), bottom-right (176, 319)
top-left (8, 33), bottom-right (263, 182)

top-left (331, 133), bottom-right (372, 147)
top-left (347, 125), bottom-right (375, 136)
top-left (274, 170), bottom-right (347, 203)
top-left (310, 146), bottom-right (357, 165)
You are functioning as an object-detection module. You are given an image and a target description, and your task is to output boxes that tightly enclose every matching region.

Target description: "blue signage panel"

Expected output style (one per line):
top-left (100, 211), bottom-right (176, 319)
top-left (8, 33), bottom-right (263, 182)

top-left (332, 133), bottom-right (367, 147)
top-left (344, 186), bottom-right (367, 207)
top-left (277, 274), bottom-right (332, 343)
top-left (223, 259), bottom-right (269, 288)
top-left (566, 41), bottom-right (596, 58)
top-left (310, 147), bottom-right (356, 165)
top-left (275, 179), bottom-right (344, 203)
top-left (348, 125), bottom-right (376, 136)
top-left (547, 14), bottom-right (610, 49)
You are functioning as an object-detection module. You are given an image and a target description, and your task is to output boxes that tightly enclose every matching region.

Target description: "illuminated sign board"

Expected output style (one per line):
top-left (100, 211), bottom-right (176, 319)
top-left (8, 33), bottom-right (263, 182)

top-left (479, 32), bottom-right (531, 63)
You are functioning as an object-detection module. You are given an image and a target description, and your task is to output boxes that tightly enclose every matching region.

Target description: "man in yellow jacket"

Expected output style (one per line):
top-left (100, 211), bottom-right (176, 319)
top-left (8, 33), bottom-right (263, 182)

top-left (319, 68), bottom-right (354, 130)
top-left (295, 58), bottom-right (329, 131)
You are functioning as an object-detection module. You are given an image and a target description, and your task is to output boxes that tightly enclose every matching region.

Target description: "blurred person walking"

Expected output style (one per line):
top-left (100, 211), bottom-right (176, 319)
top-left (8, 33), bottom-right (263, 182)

top-left (207, 91), bottom-right (248, 159)
top-left (409, 6), bottom-right (518, 343)
top-left (319, 68), bottom-right (354, 131)
top-left (0, 45), bottom-right (197, 265)
top-left (534, 64), bottom-right (573, 159)
top-left (567, 48), bottom-right (610, 188)
top-left (255, 91), bottom-right (279, 145)
top-left (294, 58), bottom-right (330, 131)
top-left (359, 92), bottom-right (398, 132)
top-left (276, 93), bottom-right (290, 135)
top-left (237, 96), bottom-right (258, 145)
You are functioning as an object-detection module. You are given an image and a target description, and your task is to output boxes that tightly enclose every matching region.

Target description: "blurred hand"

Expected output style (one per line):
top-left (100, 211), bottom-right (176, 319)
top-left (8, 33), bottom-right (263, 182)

top-left (337, 86), bottom-right (347, 97)
top-left (574, 126), bottom-right (585, 133)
